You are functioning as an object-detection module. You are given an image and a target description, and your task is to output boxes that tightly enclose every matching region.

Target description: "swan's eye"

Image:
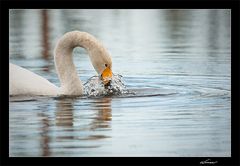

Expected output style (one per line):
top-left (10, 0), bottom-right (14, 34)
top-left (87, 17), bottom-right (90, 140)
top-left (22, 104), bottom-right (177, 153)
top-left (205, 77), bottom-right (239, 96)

top-left (105, 64), bottom-right (108, 67)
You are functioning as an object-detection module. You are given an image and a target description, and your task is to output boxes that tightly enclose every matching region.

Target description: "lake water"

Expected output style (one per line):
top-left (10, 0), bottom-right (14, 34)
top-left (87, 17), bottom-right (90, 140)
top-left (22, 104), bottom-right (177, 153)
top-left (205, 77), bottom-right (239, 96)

top-left (9, 9), bottom-right (231, 157)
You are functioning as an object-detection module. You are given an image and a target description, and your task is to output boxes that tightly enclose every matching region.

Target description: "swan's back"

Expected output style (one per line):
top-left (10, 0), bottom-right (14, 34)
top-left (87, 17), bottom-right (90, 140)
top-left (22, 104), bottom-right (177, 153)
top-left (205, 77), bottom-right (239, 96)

top-left (10, 63), bottom-right (59, 96)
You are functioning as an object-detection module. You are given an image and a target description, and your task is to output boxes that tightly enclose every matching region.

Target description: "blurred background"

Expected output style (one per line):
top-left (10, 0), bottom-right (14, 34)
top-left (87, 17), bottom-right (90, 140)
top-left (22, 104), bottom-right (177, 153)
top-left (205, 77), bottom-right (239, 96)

top-left (9, 9), bottom-right (230, 80)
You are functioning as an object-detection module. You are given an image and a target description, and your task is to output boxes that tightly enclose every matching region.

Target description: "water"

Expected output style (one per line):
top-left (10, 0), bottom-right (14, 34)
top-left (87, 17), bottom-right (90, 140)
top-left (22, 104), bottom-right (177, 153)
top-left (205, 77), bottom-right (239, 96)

top-left (83, 74), bottom-right (131, 97)
top-left (9, 9), bottom-right (231, 157)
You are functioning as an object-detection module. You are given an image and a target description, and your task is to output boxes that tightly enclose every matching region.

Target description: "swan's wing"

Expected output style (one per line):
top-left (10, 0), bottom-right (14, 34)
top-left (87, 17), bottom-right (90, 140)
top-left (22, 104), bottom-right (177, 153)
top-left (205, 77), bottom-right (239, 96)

top-left (10, 63), bottom-right (59, 96)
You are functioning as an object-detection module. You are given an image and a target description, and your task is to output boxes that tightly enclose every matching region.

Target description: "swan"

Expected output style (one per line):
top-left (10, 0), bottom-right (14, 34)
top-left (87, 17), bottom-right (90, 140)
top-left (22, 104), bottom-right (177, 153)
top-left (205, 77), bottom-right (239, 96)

top-left (10, 31), bottom-right (113, 96)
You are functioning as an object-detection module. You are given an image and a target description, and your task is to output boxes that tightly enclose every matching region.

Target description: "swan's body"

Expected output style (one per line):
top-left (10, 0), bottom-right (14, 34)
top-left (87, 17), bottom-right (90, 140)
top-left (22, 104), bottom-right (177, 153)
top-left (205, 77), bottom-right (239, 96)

top-left (10, 31), bottom-right (112, 96)
top-left (10, 63), bottom-right (59, 96)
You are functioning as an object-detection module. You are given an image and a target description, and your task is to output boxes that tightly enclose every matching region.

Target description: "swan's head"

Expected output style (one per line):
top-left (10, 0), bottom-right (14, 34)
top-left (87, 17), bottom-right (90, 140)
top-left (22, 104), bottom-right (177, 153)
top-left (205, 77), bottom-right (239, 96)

top-left (90, 51), bottom-right (113, 85)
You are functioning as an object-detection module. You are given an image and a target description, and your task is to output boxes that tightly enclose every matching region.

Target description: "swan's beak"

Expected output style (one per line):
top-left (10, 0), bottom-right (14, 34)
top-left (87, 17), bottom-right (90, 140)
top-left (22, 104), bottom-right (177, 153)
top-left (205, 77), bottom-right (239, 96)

top-left (101, 67), bottom-right (113, 85)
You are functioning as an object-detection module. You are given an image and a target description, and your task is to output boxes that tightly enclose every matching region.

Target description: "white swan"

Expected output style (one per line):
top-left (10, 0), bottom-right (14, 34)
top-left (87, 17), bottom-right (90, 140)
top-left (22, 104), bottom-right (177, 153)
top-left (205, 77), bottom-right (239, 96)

top-left (10, 31), bottom-right (113, 96)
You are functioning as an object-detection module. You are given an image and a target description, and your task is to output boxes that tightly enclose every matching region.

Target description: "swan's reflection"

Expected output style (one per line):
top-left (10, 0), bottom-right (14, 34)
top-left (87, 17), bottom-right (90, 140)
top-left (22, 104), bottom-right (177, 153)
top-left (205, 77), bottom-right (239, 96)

top-left (55, 99), bottom-right (74, 127)
top-left (89, 97), bottom-right (112, 130)
top-left (54, 97), bottom-right (112, 144)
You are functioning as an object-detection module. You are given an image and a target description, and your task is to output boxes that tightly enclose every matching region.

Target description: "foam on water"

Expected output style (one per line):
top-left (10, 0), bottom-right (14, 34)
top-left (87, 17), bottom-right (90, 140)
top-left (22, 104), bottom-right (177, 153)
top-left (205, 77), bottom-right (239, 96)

top-left (84, 74), bottom-right (131, 97)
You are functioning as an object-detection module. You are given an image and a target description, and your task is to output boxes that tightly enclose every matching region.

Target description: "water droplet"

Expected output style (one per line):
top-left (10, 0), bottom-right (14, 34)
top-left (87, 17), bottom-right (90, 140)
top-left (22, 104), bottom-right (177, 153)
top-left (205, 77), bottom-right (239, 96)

top-left (83, 74), bottom-right (130, 97)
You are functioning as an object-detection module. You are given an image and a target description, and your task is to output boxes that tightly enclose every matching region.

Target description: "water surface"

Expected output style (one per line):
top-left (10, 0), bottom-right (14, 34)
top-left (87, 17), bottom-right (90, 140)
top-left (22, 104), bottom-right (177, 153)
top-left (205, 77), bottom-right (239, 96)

top-left (9, 9), bottom-right (231, 157)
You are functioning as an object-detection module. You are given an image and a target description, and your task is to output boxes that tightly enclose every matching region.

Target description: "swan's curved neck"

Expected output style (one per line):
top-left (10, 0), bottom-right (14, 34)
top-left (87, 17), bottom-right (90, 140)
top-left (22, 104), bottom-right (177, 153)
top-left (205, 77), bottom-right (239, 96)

top-left (54, 31), bottom-right (110, 95)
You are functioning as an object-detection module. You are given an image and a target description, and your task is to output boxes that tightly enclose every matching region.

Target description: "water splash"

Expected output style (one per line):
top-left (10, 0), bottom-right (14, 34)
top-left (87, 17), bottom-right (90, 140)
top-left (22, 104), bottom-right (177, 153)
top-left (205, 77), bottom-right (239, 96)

top-left (83, 74), bottom-right (131, 97)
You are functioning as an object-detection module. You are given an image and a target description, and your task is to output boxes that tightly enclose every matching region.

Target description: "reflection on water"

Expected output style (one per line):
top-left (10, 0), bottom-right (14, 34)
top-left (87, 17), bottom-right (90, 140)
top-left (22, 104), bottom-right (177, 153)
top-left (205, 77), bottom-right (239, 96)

top-left (38, 112), bottom-right (51, 156)
top-left (55, 99), bottom-right (74, 127)
top-left (33, 97), bottom-right (112, 156)
top-left (89, 98), bottom-right (112, 129)
top-left (41, 10), bottom-right (50, 59)
top-left (9, 9), bottom-right (231, 157)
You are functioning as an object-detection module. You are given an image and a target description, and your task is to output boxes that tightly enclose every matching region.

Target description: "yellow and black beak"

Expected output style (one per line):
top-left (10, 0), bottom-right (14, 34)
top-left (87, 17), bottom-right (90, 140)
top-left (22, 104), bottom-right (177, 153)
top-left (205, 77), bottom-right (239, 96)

top-left (101, 67), bottom-right (113, 85)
